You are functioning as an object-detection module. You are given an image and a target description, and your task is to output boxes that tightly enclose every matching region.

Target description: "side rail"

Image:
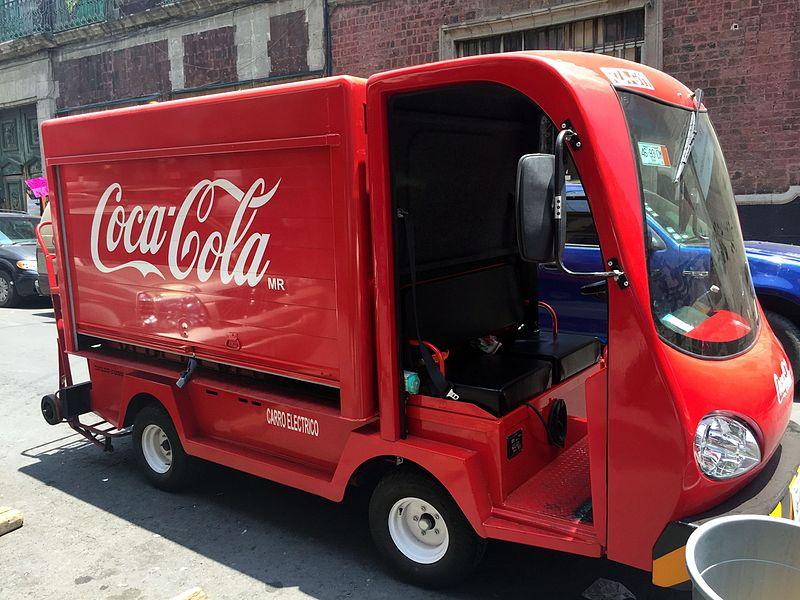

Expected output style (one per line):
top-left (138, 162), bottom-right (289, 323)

top-left (35, 220), bottom-right (57, 294)
top-left (35, 219), bottom-right (72, 388)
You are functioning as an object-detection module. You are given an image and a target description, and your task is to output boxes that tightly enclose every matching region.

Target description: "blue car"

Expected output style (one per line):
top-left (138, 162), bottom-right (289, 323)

top-left (539, 183), bottom-right (800, 382)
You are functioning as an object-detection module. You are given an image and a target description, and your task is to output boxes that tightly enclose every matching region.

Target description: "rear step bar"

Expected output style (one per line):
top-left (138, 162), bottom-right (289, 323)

top-left (41, 380), bottom-right (132, 452)
top-left (67, 417), bottom-right (132, 452)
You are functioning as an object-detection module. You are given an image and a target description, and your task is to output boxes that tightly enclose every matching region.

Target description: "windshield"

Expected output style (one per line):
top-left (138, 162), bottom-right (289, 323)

top-left (0, 216), bottom-right (38, 245)
top-left (620, 91), bottom-right (758, 358)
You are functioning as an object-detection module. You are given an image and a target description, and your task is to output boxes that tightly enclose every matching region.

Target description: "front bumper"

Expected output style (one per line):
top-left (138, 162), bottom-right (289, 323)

top-left (14, 270), bottom-right (42, 297)
top-left (36, 272), bottom-right (50, 296)
top-left (652, 420), bottom-right (800, 590)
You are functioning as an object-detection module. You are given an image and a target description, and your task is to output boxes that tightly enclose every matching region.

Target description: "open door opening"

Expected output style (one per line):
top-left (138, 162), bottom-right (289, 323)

top-left (386, 81), bottom-right (607, 542)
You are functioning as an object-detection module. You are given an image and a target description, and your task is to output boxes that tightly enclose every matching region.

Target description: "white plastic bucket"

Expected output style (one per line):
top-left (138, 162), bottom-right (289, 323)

top-left (686, 514), bottom-right (800, 599)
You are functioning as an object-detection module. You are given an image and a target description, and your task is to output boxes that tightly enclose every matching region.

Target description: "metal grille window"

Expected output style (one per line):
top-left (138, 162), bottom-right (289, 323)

top-left (457, 9), bottom-right (645, 63)
top-left (0, 0), bottom-right (108, 42)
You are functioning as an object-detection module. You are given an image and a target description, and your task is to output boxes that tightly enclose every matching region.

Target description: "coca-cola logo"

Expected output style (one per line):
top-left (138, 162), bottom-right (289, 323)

top-left (774, 359), bottom-right (792, 404)
top-left (90, 178), bottom-right (280, 287)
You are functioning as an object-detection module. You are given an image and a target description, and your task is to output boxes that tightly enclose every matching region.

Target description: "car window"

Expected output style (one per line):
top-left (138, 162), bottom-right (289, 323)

top-left (0, 216), bottom-right (38, 244)
top-left (565, 198), bottom-right (600, 246)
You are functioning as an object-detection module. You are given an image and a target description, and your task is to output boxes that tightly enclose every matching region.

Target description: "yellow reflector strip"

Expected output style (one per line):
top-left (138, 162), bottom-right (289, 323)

top-left (652, 545), bottom-right (690, 588)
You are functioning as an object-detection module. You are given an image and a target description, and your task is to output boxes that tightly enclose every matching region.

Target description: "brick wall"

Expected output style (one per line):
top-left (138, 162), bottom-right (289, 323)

top-left (55, 41), bottom-right (171, 110)
top-left (331, 0), bottom-right (799, 200)
top-left (46, 2), bottom-right (326, 113)
top-left (662, 0), bottom-right (800, 196)
top-left (268, 10), bottom-right (309, 75)
top-left (183, 26), bottom-right (237, 88)
top-left (329, 0), bottom-right (578, 77)
top-left (330, 0), bottom-right (479, 76)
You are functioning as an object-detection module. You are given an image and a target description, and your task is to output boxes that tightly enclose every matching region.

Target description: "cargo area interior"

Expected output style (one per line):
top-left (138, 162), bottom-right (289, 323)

top-left (388, 82), bottom-right (604, 525)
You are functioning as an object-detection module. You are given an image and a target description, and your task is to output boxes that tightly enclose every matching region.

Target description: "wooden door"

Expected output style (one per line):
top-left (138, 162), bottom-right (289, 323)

top-left (0, 104), bottom-right (41, 212)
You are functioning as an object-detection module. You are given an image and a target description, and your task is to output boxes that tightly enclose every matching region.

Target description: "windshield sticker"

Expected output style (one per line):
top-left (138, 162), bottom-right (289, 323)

top-left (638, 142), bottom-right (671, 167)
top-left (600, 67), bottom-right (655, 90)
top-left (662, 313), bottom-right (694, 333)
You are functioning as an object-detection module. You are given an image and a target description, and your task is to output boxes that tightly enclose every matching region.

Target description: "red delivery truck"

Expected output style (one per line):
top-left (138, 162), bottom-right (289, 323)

top-left (38, 51), bottom-right (800, 590)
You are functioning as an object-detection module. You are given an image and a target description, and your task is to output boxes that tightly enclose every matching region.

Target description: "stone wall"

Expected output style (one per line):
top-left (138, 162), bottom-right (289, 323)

top-left (41, 0), bottom-right (326, 112)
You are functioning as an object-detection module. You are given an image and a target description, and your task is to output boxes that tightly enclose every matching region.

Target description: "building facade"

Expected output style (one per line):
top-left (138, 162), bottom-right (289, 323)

top-left (0, 0), bottom-right (327, 213)
top-left (0, 0), bottom-right (798, 244)
top-left (329, 0), bottom-right (800, 243)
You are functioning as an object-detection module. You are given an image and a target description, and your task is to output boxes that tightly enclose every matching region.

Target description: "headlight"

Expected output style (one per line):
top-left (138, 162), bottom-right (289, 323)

top-left (16, 259), bottom-right (37, 271)
top-left (694, 415), bottom-right (761, 480)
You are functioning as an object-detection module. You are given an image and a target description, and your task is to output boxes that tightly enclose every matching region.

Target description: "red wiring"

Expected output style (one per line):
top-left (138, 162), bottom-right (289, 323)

top-left (538, 301), bottom-right (558, 339)
top-left (408, 339), bottom-right (448, 377)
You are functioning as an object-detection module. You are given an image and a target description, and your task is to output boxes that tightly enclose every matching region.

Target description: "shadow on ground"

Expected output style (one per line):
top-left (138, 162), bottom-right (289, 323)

top-left (18, 431), bottom-right (682, 600)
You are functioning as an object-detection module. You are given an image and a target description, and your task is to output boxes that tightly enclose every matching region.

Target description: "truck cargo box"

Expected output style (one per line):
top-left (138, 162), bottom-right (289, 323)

top-left (41, 77), bottom-right (374, 413)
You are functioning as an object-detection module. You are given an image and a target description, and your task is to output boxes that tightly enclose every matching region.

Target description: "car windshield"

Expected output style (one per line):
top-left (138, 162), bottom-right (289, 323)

top-left (619, 91), bottom-right (758, 358)
top-left (0, 216), bottom-right (39, 245)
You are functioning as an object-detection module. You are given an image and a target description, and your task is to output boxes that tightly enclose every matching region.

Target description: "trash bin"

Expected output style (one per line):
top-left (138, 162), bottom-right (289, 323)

top-left (686, 514), bottom-right (800, 599)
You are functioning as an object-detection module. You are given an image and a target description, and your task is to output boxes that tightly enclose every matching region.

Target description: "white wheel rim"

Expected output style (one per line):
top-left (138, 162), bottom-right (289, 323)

top-left (141, 424), bottom-right (173, 474)
top-left (387, 496), bottom-right (449, 564)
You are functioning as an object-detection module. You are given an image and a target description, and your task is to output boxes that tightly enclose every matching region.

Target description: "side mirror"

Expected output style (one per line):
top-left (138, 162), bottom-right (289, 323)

top-left (516, 153), bottom-right (555, 263)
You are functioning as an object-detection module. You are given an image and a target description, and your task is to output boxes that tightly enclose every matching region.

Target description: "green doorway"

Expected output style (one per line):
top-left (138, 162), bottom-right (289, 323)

top-left (0, 104), bottom-right (41, 213)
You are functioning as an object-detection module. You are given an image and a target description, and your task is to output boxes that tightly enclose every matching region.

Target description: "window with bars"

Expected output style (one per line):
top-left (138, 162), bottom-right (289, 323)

top-left (456, 9), bottom-right (645, 63)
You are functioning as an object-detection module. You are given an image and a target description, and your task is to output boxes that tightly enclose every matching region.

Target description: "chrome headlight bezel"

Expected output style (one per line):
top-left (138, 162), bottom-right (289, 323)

top-left (694, 414), bottom-right (762, 480)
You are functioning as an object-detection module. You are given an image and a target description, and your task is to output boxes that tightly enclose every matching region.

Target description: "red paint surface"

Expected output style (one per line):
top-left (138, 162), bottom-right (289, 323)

top-left (42, 52), bottom-right (793, 576)
top-left (684, 309), bottom-right (752, 342)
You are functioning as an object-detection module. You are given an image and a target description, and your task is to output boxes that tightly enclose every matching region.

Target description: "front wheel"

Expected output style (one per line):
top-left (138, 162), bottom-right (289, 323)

top-left (133, 404), bottom-right (197, 491)
top-left (369, 469), bottom-right (486, 588)
top-left (0, 271), bottom-right (19, 308)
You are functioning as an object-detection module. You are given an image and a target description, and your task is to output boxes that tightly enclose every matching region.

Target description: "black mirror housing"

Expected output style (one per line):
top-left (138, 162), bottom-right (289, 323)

top-left (516, 153), bottom-right (555, 263)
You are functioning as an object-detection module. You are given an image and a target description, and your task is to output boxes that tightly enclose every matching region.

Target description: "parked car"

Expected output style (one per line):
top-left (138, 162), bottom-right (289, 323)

top-left (0, 211), bottom-right (45, 307)
top-left (540, 182), bottom-right (800, 382)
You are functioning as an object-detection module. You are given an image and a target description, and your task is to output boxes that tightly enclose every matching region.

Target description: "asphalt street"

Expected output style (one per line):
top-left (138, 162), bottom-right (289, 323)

top-left (1, 302), bottom-right (797, 600)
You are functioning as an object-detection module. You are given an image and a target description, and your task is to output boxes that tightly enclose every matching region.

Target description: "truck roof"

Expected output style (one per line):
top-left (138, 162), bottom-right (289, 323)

top-left (369, 51), bottom-right (697, 111)
top-left (41, 75), bottom-right (367, 162)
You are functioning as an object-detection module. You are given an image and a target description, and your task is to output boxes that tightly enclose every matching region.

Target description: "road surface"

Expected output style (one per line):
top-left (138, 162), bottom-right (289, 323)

top-left (1, 302), bottom-right (796, 599)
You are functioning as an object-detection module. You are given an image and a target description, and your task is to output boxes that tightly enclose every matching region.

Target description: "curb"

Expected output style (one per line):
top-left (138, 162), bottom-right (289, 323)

top-left (0, 507), bottom-right (23, 537)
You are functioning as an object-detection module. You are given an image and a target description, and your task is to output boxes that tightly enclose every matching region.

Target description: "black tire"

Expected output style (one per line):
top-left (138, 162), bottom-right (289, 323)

top-left (41, 394), bottom-right (61, 425)
top-left (0, 270), bottom-right (19, 308)
top-left (132, 404), bottom-right (197, 491)
top-left (766, 310), bottom-right (800, 387)
top-left (368, 468), bottom-right (486, 588)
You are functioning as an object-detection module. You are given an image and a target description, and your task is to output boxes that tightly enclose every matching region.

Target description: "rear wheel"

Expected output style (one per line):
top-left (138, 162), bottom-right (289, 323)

top-left (133, 404), bottom-right (196, 491)
top-left (766, 310), bottom-right (800, 386)
top-left (41, 394), bottom-right (61, 425)
top-left (369, 469), bottom-right (486, 588)
top-left (0, 271), bottom-right (19, 308)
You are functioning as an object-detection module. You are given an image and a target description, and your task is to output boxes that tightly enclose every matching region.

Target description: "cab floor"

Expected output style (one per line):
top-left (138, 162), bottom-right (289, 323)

top-left (503, 435), bottom-right (592, 523)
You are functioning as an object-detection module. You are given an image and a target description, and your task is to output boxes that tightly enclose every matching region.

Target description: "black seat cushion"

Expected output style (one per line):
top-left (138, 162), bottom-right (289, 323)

top-left (511, 332), bottom-right (602, 383)
top-left (442, 351), bottom-right (552, 416)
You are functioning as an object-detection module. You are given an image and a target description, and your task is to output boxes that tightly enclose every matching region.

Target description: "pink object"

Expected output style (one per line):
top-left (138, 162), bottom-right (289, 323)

top-left (25, 177), bottom-right (49, 198)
